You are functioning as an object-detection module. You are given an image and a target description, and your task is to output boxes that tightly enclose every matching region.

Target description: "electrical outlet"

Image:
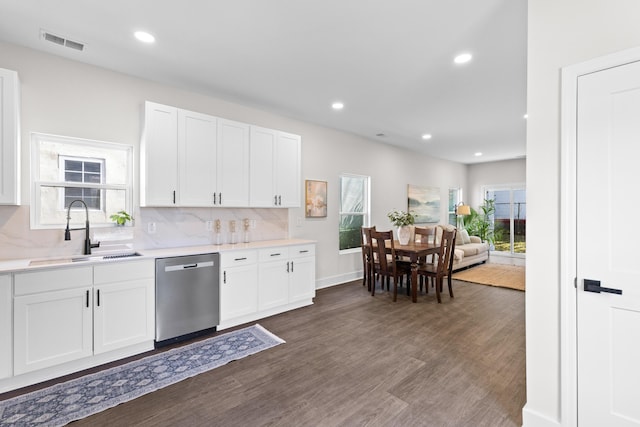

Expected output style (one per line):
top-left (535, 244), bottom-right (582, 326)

top-left (148, 222), bottom-right (156, 234)
top-left (205, 220), bottom-right (213, 231)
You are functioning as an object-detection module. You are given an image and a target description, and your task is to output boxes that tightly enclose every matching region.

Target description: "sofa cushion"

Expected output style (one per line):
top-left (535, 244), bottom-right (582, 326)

top-left (454, 248), bottom-right (464, 261)
top-left (469, 236), bottom-right (482, 244)
top-left (460, 229), bottom-right (471, 244)
top-left (457, 242), bottom-right (489, 257)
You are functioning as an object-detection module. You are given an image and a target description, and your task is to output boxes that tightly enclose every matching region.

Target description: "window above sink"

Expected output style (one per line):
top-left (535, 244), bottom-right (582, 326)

top-left (30, 133), bottom-right (133, 230)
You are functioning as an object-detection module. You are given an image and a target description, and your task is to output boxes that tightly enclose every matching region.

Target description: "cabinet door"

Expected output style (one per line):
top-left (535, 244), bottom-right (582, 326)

top-left (178, 109), bottom-right (217, 206)
top-left (275, 132), bottom-right (301, 207)
top-left (249, 126), bottom-right (277, 207)
top-left (0, 274), bottom-right (11, 379)
top-left (220, 264), bottom-right (258, 321)
top-left (217, 119), bottom-right (249, 207)
top-left (0, 68), bottom-right (20, 205)
top-left (258, 260), bottom-right (290, 311)
top-left (141, 101), bottom-right (178, 206)
top-left (93, 279), bottom-right (154, 354)
top-left (289, 256), bottom-right (315, 303)
top-left (14, 287), bottom-right (93, 375)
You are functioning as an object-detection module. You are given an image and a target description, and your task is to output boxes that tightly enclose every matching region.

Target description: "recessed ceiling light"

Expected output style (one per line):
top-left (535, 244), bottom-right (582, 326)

top-left (134, 31), bottom-right (155, 43)
top-left (523, 113), bottom-right (528, 119)
top-left (421, 134), bottom-right (432, 140)
top-left (331, 102), bottom-right (344, 110)
top-left (474, 152), bottom-right (483, 157)
top-left (454, 53), bottom-right (472, 64)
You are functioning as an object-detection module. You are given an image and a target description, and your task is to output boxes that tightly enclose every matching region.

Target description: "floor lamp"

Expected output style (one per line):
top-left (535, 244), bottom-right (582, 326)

top-left (456, 203), bottom-right (471, 230)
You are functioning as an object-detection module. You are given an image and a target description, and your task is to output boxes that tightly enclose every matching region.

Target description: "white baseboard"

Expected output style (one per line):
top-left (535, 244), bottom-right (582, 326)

top-left (315, 271), bottom-right (362, 289)
top-left (522, 405), bottom-right (562, 427)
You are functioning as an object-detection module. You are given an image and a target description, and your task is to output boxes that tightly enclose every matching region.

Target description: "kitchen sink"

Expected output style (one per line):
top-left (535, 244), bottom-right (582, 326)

top-left (29, 252), bottom-right (143, 266)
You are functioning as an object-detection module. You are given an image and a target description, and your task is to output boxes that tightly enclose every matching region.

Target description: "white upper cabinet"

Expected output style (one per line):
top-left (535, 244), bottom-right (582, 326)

top-left (141, 101), bottom-right (178, 206)
top-left (178, 109), bottom-right (217, 206)
top-left (142, 102), bottom-right (298, 208)
top-left (249, 126), bottom-right (301, 207)
top-left (216, 118), bottom-right (250, 207)
top-left (0, 68), bottom-right (20, 205)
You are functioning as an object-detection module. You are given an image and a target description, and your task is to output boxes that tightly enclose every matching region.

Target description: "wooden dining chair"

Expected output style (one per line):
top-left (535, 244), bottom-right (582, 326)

top-left (369, 230), bottom-right (410, 301)
top-left (360, 226), bottom-right (376, 291)
top-left (417, 227), bottom-right (457, 303)
top-left (414, 226), bottom-right (437, 292)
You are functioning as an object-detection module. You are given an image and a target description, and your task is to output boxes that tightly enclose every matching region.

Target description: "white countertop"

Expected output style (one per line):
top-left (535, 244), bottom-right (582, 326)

top-left (0, 238), bottom-right (315, 274)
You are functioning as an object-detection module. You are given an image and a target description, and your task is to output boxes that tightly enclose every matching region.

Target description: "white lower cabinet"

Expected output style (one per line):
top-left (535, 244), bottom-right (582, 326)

top-left (13, 260), bottom-right (154, 376)
top-left (93, 261), bottom-right (155, 355)
top-left (13, 266), bottom-right (94, 375)
top-left (219, 243), bottom-right (315, 330)
top-left (1, 274), bottom-right (13, 379)
top-left (258, 252), bottom-right (290, 311)
top-left (219, 250), bottom-right (258, 322)
top-left (288, 245), bottom-right (316, 303)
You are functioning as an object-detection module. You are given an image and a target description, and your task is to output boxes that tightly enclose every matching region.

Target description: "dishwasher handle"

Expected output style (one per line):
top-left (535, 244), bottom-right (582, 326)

top-left (164, 260), bottom-right (214, 272)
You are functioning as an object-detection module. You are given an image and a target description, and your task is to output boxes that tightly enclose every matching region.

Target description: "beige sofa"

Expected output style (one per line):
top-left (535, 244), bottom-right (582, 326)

top-left (419, 225), bottom-right (490, 271)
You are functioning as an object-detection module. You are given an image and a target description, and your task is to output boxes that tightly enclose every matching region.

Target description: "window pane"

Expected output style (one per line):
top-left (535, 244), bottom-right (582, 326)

top-left (65, 160), bottom-right (82, 172)
top-left (339, 214), bottom-right (364, 250)
top-left (42, 186), bottom-right (126, 226)
top-left (84, 173), bottom-right (101, 183)
top-left (84, 162), bottom-right (101, 173)
top-left (65, 171), bottom-right (82, 182)
top-left (340, 176), bottom-right (365, 213)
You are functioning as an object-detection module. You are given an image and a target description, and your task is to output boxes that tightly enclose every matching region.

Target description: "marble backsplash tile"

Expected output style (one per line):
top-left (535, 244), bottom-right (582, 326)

top-left (0, 206), bottom-right (288, 261)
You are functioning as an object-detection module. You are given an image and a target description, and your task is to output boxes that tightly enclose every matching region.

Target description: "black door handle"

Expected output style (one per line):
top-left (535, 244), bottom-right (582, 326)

top-left (584, 279), bottom-right (622, 295)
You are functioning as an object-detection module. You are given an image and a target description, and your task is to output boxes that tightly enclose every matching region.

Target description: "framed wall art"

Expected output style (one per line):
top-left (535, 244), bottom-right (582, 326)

top-left (305, 180), bottom-right (327, 218)
top-left (408, 184), bottom-right (440, 223)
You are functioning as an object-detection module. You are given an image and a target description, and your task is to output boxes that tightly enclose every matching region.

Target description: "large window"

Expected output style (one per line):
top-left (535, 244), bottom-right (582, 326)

top-left (339, 174), bottom-right (370, 252)
top-left (448, 188), bottom-right (461, 226)
top-left (31, 133), bottom-right (133, 229)
top-left (485, 186), bottom-right (526, 255)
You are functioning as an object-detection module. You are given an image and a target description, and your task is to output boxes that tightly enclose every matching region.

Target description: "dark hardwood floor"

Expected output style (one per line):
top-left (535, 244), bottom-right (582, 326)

top-left (8, 279), bottom-right (527, 426)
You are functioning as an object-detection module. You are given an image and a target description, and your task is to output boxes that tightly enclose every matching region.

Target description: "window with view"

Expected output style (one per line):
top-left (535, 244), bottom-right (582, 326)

top-left (31, 133), bottom-right (133, 229)
top-left (448, 188), bottom-right (461, 226)
top-left (339, 174), bottom-right (370, 251)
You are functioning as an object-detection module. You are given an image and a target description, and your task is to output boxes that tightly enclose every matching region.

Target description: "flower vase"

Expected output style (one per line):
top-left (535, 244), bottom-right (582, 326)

top-left (397, 226), bottom-right (411, 245)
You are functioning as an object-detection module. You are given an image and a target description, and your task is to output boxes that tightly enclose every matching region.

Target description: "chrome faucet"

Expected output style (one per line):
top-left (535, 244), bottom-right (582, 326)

top-left (64, 199), bottom-right (100, 255)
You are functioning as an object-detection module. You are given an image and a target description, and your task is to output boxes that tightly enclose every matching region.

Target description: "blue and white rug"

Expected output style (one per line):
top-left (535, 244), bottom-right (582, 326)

top-left (0, 324), bottom-right (284, 426)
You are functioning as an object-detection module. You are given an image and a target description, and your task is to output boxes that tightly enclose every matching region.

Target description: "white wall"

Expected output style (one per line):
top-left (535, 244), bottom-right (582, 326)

top-left (0, 41), bottom-right (467, 287)
top-left (467, 158), bottom-right (526, 209)
top-left (525, 1), bottom-right (640, 426)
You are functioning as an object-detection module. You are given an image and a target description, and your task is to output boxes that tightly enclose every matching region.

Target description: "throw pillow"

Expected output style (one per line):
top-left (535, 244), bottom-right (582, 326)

top-left (460, 229), bottom-right (471, 244)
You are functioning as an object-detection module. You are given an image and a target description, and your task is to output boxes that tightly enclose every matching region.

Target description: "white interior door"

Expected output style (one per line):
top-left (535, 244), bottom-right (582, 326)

top-left (577, 60), bottom-right (640, 426)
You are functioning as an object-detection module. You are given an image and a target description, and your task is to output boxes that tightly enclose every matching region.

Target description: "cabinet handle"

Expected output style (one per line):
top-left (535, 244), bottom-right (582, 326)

top-left (213, 193), bottom-right (217, 205)
top-left (97, 289), bottom-right (101, 306)
top-left (274, 195), bottom-right (278, 206)
top-left (278, 195), bottom-right (282, 205)
top-left (223, 271), bottom-right (226, 284)
top-left (219, 193), bottom-right (222, 205)
top-left (299, 250), bottom-right (309, 253)
top-left (270, 253), bottom-right (281, 257)
top-left (86, 290), bottom-right (90, 308)
top-left (173, 190), bottom-right (176, 204)
top-left (234, 257), bottom-right (247, 261)
top-left (286, 261), bottom-right (290, 273)
top-left (291, 261), bottom-right (294, 272)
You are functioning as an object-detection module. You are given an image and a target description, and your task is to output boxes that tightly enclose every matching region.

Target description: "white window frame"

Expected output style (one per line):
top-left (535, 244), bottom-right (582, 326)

top-left (31, 133), bottom-right (133, 230)
top-left (338, 173), bottom-right (371, 254)
top-left (58, 155), bottom-right (106, 211)
top-left (448, 187), bottom-right (462, 226)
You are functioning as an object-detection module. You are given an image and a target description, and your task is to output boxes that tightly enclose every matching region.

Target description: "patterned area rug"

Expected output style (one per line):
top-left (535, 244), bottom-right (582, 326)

top-left (452, 263), bottom-right (525, 291)
top-left (0, 324), bottom-right (284, 426)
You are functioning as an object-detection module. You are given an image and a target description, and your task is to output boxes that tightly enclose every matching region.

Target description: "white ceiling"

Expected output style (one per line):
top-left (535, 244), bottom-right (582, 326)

top-left (0, 0), bottom-right (527, 165)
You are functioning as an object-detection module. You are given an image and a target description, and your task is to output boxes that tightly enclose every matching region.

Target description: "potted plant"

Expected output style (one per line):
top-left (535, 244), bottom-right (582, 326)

top-left (387, 209), bottom-right (415, 245)
top-left (464, 199), bottom-right (495, 244)
top-left (110, 210), bottom-right (133, 226)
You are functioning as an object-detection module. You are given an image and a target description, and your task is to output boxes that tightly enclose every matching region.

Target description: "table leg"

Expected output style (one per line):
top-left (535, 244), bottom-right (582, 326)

top-left (411, 259), bottom-right (418, 303)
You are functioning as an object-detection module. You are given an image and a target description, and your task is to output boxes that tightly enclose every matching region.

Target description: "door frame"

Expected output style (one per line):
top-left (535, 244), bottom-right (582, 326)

top-left (560, 45), bottom-right (640, 427)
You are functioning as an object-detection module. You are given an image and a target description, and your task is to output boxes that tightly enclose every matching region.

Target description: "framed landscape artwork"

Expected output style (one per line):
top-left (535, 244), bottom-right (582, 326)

top-left (305, 180), bottom-right (327, 218)
top-left (408, 185), bottom-right (440, 223)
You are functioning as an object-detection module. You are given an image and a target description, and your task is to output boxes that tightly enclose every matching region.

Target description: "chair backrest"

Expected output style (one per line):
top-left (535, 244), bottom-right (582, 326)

top-left (370, 230), bottom-right (396, 275)
top-left (435, 227), bottom-right (457, 275)
top-left (361, 225), bottom-right (376, 248)
top-left (414, 226), bottom-right (436, 244)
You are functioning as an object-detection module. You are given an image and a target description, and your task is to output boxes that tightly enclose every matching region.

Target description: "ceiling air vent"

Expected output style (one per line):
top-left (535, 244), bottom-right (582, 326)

top-left (41, 30), bottom-right (85, 52)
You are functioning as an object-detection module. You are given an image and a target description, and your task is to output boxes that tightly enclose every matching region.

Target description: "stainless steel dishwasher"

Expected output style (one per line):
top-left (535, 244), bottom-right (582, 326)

top-left (155, 253), bottom-right (219, 347)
